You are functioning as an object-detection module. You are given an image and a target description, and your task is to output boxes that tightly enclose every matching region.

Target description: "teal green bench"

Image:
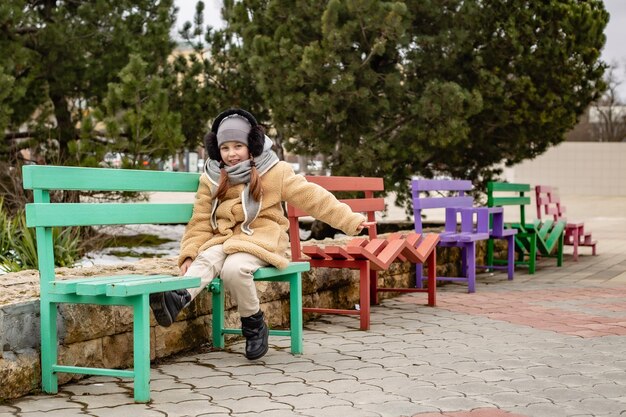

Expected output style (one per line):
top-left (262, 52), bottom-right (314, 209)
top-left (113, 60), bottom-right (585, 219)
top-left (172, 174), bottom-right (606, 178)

top-left (22, 165), bottom-right (308, 403)
top-left (486, 181), bottom-right (566, 274)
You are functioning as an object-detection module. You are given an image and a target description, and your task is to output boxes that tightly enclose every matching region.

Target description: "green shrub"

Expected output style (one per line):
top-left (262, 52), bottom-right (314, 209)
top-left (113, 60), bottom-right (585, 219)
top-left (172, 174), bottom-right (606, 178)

top-left (0, 198), bottom-right (81, 273)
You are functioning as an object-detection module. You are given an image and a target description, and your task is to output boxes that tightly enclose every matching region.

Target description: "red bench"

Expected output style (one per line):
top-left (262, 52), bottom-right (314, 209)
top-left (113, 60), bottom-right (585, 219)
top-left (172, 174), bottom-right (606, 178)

top-left (535, 185), bottom-right (597, 261)
top-left (288, 176), bottom-right (439, 330)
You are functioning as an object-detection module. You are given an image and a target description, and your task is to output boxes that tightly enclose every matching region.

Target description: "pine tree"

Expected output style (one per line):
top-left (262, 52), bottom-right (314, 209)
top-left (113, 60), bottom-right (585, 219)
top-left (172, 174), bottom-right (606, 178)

top-left (222, 0), bottom-right (608, 206)
top-left (1, 0), bottom-right (177, 165)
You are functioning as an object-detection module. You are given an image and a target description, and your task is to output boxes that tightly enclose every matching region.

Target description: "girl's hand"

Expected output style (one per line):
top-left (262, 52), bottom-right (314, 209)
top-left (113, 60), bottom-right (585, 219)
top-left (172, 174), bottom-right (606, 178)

top-left (357, 221), bottom-right (376, 233)
top-left (180, 258), bottom-right (193, 275)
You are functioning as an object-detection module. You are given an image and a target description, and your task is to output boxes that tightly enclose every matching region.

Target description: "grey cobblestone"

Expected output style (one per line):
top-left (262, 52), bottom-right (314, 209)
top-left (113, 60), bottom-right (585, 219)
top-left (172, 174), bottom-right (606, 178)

top-left (194, 384), bottom-right (268, 400)
top-left (295, 405), bottom-right (381, 417)
top-left (149, 400), bottom-right (230, 416)
top-left (215, 397), bottom-right (292, 413)
top-left (357, 401), bottom-right (439, 417)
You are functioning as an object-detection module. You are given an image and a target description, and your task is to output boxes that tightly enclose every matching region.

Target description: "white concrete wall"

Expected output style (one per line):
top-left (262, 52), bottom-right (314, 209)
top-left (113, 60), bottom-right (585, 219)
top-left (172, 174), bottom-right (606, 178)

top-left (503, 142), bottom-right (626, 195)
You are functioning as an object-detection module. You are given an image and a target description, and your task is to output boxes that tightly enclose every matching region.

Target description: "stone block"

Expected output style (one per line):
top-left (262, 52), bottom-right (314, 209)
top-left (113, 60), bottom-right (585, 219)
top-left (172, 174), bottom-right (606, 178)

top-left (0, 300), bottom-right (41, 352)
top-left (153, 316), bottom-right (208, 358)
top-left (102, 332), bottom-right (134, 369)
top-left (263, 300), bottom-right (287, 328)
top-left (58, 303), bottom-right (115, 344)
top-left (112, 305), bottom-right (134, 334)
top-left (57, 338), bottom-right (103, 385)
top-left (0, 349), bottom-right (40, 400)
top-left (191, 289), bottom-right (213, 316)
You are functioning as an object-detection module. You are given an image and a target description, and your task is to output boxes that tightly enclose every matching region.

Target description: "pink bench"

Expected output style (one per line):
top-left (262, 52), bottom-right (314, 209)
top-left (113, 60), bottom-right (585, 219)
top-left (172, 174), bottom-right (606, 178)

top-left (535, 185), bottom-right (597, 261)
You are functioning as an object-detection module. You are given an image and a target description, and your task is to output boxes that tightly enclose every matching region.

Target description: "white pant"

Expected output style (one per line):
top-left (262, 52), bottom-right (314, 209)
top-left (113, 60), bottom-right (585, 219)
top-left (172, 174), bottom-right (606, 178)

top-left (184, 245), bottom-right (268, 317)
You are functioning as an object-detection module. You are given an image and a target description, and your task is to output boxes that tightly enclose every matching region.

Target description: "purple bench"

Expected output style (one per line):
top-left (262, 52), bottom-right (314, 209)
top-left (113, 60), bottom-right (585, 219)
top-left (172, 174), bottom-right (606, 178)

top-left (412, 179), bottom-right (517, 293)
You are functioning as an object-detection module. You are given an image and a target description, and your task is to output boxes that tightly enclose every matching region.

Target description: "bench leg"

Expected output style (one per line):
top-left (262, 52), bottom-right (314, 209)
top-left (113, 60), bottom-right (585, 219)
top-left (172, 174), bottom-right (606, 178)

top-left (466, 243), bottom-right (476, 294)
top-left (461, 247), bottom-right (468, 281)
top-left (359, 264), bottom-right (371, 331)
top-left (427, 250), bottom-right (437, 306)
top-left (40, 298), bottom-right (58, 394)
top-left (289, 273), bottom-right (303, 354)
top-left (506, 236), bottom-right (515, 280)
top-left (528, 235), bottom-right (537, 274)
top-left (132, 294), bottom-right (151, 403)
top-left (209, 278), bottom-right (225, 349)
top-left (415, 263), bottom-right (424, 289)
top-left (486, 239), bottom-right (495, 272)
top-left (557, 232), bottom-right (564, 267)
top-left (571, 227), bottom-right (579, 261)
top-left (370, 269), bottom-right (379, 306)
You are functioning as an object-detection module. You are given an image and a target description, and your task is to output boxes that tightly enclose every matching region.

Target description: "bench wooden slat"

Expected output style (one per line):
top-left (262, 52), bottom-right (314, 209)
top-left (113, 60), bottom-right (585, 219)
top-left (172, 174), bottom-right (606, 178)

top-left (323, 246), bottom-right (354, 260)
top-left (415, 233), bottom-right (440, 261)
top-left (375, 238), bottom-right (407, 268)
top-left (537, 219), bottom-right (554, 240)
top-left (302, 245), bottom-right (332, 260)
top-left (411, 179), bottom-right (472, 193)
top-left (412, 196), bottom-right (473, 210)
top-left (289, 197), bottom-right (384, 217)
top-left (252, 262), bottom-right (310, 279)
top-left (490, 196), bottom-right (531, 206)
top-left (489, 182), bottom-right (531, 192)
top-left (304, 176), bottom-right (384, 191)
top-left (23, 165), bottom-right (200, 192)
top-left (50, 275), bottom-right (172, 294)
top-left (75, 275), bottom-right (179, 296)
top-left (544, 220), bottom-right (567, 252)
top-left (106, 276), bottom-right (201, 297)
top-left (26, 203), bottom-right (193, 227)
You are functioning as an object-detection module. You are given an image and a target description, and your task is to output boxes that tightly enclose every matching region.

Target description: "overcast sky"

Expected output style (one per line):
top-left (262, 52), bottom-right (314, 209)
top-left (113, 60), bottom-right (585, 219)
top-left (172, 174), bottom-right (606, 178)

top-left (174, 0), bottom-right (626, 97)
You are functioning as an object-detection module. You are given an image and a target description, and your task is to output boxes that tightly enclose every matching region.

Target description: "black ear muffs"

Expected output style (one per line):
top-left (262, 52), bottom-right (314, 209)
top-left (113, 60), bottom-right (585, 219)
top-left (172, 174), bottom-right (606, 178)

top-left (204, 108), bottom-right (266, 162)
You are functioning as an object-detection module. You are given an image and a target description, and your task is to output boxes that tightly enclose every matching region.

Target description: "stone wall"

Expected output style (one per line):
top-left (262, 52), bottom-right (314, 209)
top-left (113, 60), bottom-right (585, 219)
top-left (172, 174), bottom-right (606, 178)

top-left (0, 239), bottom-right (505, 401)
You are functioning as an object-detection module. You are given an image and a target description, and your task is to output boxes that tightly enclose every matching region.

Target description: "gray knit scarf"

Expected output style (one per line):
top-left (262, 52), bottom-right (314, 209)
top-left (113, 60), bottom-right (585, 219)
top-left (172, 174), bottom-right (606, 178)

top-left (204, 136), bottom-right (280, 235)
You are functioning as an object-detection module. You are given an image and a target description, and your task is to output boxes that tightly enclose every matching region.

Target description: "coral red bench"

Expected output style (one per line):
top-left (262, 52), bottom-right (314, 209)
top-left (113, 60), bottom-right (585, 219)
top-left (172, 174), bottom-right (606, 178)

top-left (288, 176), bottom-right (439, 330)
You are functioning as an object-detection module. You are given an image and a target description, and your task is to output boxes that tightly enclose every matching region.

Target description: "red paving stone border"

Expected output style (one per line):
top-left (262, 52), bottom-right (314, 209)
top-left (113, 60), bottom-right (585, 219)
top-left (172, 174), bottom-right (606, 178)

top-left (400, 287), bottom-right (626, 338)
top-left (411, 408), bottom-right (529, 416)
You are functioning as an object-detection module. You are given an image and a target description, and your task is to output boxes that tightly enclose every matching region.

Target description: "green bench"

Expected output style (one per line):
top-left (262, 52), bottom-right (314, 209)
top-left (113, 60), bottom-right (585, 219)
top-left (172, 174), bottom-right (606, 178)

top-left (23, 165), bottom-right (308, 403)
top-left (486, 181), bottom-right (566, 274)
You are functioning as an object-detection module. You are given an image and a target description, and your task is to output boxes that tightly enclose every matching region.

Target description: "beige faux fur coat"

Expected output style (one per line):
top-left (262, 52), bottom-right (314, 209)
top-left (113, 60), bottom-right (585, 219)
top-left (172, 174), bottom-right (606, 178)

top-left (179, 161), bottom-right (366, 269)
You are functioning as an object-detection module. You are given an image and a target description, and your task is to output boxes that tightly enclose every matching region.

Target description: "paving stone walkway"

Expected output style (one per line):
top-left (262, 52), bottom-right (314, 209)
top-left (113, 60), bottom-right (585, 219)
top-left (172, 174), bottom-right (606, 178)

top-left (1, 196), bottom-right (625, 417)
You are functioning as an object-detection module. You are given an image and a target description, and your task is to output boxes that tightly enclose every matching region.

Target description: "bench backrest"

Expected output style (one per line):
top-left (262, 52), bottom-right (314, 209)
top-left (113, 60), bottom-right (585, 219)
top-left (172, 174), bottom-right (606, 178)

top-left (535, 185), bottom-right (566, 221)
top-left (487, 181), bottom-right (532, 224)
top-left (22, 165), bottom-right (200, 284)
top-left (286, 176), bottom-right (385, 261)
top-left (411, 179), bottom-right (473, 233)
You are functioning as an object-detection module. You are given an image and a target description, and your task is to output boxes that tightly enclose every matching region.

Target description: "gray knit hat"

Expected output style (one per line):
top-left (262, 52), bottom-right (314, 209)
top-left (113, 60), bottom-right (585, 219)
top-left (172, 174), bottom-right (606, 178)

top-left (216, 115), bottom-right (252, 147)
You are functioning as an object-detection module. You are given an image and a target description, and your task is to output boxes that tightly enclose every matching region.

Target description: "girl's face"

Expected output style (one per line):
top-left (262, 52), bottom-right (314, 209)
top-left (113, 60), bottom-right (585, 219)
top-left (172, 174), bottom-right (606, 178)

top-left (220, 141), bottom-right (250, 166)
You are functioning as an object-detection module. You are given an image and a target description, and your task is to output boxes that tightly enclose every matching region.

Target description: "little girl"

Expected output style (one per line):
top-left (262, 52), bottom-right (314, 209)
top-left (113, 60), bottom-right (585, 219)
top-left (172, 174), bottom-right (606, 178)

top-left (150, 108), bottom-right (372, 360)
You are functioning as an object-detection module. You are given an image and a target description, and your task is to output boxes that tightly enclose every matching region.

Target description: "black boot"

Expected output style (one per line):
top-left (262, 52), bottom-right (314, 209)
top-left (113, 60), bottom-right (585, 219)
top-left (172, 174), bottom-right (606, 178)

top-left (149, 289), bottom-right (191, 327)
top-left (241, 310), bottom-right (269, 360)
